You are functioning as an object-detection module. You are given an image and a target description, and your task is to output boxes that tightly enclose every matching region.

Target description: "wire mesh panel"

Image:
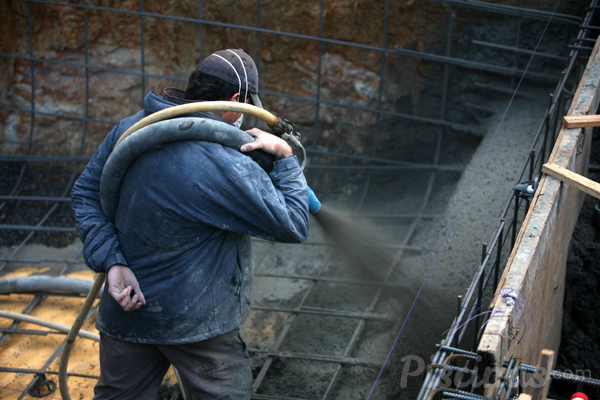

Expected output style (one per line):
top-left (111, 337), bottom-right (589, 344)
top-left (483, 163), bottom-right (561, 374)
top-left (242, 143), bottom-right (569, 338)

top-left (0, 0), bottom-right (590, 399)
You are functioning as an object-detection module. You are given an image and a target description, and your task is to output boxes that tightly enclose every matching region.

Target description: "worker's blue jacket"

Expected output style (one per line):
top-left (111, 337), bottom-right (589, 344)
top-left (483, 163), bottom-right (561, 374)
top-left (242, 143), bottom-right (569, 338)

top-left (71, 91), bottom-right (309, 344)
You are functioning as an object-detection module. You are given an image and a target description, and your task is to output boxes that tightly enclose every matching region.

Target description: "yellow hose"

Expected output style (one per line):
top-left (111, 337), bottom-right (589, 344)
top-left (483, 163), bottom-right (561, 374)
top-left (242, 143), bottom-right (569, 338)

top-left (115, 101), bottom-right (281, 148)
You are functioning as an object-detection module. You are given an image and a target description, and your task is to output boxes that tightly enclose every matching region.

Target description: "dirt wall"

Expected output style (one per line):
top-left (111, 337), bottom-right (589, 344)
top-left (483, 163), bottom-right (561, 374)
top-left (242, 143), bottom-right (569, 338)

top-left (0, 0), bottom-right (448, 157)
top-left (1, 1), bottom-right (589, 158)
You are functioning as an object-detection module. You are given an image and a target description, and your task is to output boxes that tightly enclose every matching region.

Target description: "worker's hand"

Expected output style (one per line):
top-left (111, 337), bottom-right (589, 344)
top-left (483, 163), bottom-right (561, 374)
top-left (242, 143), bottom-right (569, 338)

top-left (107, 264), bottom-right (146, 312)
top-left (241, 128), bottom-right (293, 160)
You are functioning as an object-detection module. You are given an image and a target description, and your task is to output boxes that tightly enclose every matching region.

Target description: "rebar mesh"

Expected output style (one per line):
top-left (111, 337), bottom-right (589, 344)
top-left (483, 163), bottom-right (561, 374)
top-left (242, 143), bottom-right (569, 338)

top-left (0, 1), bottom-right (593, 399)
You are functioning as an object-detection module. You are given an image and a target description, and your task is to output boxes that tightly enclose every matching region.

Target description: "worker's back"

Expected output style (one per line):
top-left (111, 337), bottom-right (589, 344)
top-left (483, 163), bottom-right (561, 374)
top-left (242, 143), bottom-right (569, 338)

top-left (98, 136), bottom-right (309, 344)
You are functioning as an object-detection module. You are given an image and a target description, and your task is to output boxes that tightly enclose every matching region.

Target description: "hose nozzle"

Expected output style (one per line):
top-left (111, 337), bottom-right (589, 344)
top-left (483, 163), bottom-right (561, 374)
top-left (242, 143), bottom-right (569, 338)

top-left (308, 186), bottom-right (321, 214)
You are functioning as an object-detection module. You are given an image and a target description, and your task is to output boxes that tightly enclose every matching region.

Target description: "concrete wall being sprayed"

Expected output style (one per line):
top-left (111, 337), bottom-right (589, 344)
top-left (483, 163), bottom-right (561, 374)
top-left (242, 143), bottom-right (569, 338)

top-left (477, 37), bottom-right (600, 396)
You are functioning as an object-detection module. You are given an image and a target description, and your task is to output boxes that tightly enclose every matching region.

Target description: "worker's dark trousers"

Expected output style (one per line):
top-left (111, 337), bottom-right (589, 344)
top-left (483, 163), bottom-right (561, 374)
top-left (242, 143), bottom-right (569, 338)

top-left (93, 328), bottom-right (252, 400)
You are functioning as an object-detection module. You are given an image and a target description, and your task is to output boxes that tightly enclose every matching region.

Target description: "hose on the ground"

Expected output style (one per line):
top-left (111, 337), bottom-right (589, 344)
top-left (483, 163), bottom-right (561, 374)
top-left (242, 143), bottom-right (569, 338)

top-left (0, 276), bottom-right (103, 296)
top-left (59, 102), bottom-right (306, 400)
top-left (0, 309), bottom-right (99, 341)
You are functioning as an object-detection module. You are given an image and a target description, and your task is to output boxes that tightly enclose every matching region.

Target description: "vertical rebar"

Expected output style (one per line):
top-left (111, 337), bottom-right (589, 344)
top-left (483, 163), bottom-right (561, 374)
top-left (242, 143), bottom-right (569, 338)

top-left (257, 0), bottom-right (262, 75)
top-left (199, 0), bottom-right (204, 60)
top-left (549, 93), bottom-right (559, 142)
top-left (26, 1), bottom-right (36, 155)
top-left (471, 243), bottom-right (486, 352)
top-left (496, 356), bottom-right (517, 399)
top-left (510, 0), bottom-right (524, 88)
top-left (511, 192), bottom-right (519, 250)
top-left (525, 149), bottom-right (535, 214)
top-left (554, 90), bottom-right (565, 144)
top-left (540, 113), bottom-right (550, 176)
top-left (310, 0), bottom-right (325, 150)
top-left (494, 220), bottom-right (504, 291)
top-left (440, 6), bottom-right (454, 120)
top-left (140, 0), bottom-right (146, 104)
top-left (455, 294), bottom-right (463, 348)
top-left (251, 0), bottom-right (262, 131)
top-left (79, 0), bottom-right (90, 158)
top-left (481, 243), bottom-right (487, 263)
top-left (370, 0), bottom-right (390, 158)
top-left (529, 149), bottom-right (535, 181)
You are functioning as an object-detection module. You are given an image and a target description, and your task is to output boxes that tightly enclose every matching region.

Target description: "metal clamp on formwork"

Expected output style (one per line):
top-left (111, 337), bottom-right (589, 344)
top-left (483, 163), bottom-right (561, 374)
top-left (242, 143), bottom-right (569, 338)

top-left (514, 176), bottom-right (539, 198)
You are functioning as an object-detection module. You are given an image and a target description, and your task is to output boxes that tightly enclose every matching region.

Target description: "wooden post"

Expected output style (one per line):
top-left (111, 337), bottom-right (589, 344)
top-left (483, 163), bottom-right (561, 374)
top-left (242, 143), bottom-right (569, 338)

top-left (530, 349), bottom-right (554, 400)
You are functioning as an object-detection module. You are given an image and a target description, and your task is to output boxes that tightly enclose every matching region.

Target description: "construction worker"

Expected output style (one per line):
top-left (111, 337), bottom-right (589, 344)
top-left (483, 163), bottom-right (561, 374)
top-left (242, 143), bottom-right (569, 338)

top-left (71, 49), bottom-right (309, 399)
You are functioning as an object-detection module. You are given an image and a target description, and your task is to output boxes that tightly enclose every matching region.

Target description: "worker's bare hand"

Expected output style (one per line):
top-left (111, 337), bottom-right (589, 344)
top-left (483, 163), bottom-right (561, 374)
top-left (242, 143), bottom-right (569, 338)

top-left (107, 264), bottom-right (146, 312)
top-left (241, 128), bottom-right (293, 160)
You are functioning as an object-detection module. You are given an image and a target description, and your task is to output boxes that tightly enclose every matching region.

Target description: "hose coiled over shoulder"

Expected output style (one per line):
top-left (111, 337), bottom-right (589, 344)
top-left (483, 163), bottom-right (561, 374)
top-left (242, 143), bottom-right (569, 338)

top-left (100, 116), bottom-right (274, 223)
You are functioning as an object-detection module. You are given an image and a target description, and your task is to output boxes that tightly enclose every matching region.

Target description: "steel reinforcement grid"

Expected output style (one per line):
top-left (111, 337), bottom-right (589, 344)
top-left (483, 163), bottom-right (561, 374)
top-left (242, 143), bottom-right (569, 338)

top-left (0, 1), bottom-right (596, 399)
top-left (417, 2), bottom-right (600, 400)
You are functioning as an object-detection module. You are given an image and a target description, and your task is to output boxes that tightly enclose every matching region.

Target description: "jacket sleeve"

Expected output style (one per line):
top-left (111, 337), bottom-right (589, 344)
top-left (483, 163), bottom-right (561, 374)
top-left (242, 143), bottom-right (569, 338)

top-left (71, 122), bottom-right (129, 273)
top-left (207, 150), bottom-right (310, 243)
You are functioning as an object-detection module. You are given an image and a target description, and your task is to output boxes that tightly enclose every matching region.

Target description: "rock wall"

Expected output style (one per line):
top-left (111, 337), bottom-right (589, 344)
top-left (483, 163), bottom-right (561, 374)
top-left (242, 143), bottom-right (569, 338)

top-left (0, 0), bottom-right (449, 157)
top-left (0, 0), bottom-right (588, 157)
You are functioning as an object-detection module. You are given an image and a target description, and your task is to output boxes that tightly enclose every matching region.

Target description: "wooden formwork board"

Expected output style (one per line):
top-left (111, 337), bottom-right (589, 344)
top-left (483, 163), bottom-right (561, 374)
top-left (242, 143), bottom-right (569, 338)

top-left (477, 37), bottom-right (600, 396)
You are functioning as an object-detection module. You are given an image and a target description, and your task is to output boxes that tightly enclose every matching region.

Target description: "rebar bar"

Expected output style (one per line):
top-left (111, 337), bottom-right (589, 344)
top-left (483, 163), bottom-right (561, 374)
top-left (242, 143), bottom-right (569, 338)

top-left (1, 1), bottom-right (595, 399)
top-left (250, 306), bottom-right (393, 322)
top-left (516, 363), bottom-right (600, 387)
top-left (472, 40), bottom-right (568, 61)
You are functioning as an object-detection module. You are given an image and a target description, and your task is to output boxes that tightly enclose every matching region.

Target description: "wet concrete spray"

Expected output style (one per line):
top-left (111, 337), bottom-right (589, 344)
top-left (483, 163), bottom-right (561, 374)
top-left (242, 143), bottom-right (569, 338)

top-left (312, 203), bottom-right (449, 397)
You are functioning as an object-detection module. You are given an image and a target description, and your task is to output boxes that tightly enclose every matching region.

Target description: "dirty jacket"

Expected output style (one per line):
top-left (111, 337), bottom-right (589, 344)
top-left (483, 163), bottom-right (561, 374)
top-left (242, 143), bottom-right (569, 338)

top-left (71, 91), bottom-right (309, 344)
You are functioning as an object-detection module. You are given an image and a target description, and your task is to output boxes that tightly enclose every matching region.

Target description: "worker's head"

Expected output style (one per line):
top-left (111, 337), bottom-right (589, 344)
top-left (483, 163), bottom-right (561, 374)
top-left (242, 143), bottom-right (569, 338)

top-left (186, 49), bottom-right (262, 108)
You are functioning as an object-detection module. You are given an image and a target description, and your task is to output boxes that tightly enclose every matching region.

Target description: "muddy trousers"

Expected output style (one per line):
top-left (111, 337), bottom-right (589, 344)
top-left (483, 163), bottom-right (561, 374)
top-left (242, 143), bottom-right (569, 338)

top-left (93, 328), bottom-right (252, 400)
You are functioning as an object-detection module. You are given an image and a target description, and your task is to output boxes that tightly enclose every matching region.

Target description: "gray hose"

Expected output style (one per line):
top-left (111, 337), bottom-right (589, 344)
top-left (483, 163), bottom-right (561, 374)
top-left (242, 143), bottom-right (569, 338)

top-left (0, 309), bottom-right (99, 341)
top-left (0, 276), bottom-right (103, 297)
top-left (100, 117), bottom-right (271, 222)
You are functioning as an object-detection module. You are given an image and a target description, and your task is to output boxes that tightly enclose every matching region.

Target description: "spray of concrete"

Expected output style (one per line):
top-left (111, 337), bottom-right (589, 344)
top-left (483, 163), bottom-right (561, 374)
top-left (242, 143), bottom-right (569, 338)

top-left (313, 204), bottom-right (443, 317)
top-left (313, 204), bottom-right (395, 283)
top-left (313, 204), bottom-right (450, 397)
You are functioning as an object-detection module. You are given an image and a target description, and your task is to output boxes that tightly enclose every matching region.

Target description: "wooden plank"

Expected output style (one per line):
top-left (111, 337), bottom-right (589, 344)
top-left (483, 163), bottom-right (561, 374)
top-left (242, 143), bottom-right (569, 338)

top-left (478, 37), bottom-right (600, 398)
top-left (530, 349), bottom-right (554, 400)
top-left (563, 114), bottom-right (600, 128)
top-left (542, 162), bottom-right (600, 200)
